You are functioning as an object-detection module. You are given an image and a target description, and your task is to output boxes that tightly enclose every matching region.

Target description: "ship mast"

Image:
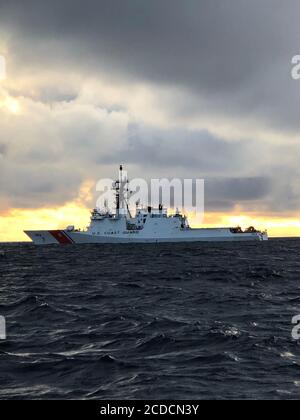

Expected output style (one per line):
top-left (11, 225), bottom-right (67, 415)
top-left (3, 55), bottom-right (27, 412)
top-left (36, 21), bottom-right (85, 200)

top-left (112, 165), bottom-right (133, 219)
top-left (113, 165), bottom-right (128, 218)
top-left (113, 165), bottom-right (122, 218)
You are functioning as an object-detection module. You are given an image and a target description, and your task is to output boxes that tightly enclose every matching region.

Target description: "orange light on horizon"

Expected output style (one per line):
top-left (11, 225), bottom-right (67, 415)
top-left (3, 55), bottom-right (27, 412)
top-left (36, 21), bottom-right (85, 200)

top-left (1, 205), bottom-right (300, 242)
top-left (0, 204), bottom-right (91, 242)
top-left (188, 212), bottom-right (300, 238)
top-left (0, 180), bottom-right (94, 242)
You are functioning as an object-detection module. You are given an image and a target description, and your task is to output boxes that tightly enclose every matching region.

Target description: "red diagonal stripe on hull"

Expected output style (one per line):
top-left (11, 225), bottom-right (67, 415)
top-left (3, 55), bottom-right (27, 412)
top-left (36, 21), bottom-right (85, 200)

top-left (62, 231), bottom-right (75, 244)
top-left (49, 230), bottom-right (72, 244)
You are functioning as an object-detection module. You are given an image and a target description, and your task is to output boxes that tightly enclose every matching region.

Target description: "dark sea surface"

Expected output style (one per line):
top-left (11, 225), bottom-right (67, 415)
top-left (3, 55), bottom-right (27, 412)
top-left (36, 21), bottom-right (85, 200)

top-left (1, 239), bottom-right (300, 400)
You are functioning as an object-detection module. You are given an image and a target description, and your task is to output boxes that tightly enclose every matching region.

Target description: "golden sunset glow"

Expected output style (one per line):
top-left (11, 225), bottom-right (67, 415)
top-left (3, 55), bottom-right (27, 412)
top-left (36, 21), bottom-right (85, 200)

top-left (1, 205), bottom-right (300, 242)
top-left (188, 212), bottom-right (300, 239)
top-left (0, 181), bottom-right (94, 242)
top-left (0, 204), bottom-right (90, 242)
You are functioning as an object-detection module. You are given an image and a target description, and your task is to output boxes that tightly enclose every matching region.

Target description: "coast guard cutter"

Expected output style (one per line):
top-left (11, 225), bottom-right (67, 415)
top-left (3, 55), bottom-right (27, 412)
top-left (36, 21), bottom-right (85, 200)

top-left (25, 166), bottom-right (268, 244)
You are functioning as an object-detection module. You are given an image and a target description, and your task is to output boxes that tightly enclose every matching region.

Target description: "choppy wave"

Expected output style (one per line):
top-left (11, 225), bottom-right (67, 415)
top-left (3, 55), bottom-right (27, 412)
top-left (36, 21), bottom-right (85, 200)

top-left (0, 239), bottom-right (300, 399)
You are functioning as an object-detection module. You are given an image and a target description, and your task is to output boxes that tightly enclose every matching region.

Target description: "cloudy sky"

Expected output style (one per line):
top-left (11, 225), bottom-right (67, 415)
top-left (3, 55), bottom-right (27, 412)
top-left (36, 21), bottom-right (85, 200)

top-left (1, 0), bottom-right (300, 240)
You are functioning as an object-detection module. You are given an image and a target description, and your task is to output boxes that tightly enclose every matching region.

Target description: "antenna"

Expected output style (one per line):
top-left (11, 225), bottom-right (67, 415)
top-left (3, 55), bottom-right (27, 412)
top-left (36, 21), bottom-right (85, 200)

top-left (113, 165), bottom-right (128, 218)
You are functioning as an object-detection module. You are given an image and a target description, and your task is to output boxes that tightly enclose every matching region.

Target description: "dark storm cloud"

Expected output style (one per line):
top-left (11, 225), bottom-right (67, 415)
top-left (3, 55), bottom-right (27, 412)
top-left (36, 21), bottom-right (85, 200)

top-left (206, 177), bottom-right (271, 202)
top-left (1, 0), bottom-right (300, 130)
top-left (204, 177), bottom-right (272, 211)
top-left (100, 125), bottom-right (255, 174)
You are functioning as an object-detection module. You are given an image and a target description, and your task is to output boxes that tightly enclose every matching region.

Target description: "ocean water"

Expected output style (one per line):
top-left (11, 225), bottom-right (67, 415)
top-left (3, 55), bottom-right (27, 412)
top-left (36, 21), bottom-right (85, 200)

top-left (0, 239), bottom-right (300, 400)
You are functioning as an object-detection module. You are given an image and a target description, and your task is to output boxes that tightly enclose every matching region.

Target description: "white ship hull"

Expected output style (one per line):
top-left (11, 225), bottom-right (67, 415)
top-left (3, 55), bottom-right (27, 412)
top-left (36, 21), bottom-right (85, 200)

top-left (24, 228), bottom-right (268, 245)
